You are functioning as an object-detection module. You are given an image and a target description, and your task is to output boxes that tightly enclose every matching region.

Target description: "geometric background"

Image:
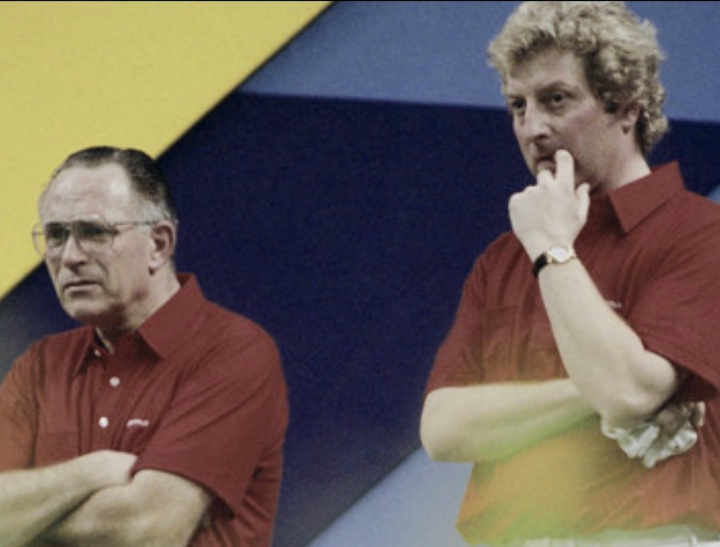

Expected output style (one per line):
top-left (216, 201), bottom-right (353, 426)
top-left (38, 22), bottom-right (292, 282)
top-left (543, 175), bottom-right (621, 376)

top-left (2, 3), bottom-right (720, 546)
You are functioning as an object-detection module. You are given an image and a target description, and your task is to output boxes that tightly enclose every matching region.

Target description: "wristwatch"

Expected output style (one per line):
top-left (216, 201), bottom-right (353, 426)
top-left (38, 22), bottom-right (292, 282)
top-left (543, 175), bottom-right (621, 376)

top-left (532, 245), bottom-right (576, 277)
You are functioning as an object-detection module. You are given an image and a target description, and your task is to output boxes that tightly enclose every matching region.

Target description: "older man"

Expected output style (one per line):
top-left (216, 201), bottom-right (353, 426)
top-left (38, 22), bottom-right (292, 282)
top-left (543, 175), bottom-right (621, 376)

top-left (0, 147), bottom-right (288, 546)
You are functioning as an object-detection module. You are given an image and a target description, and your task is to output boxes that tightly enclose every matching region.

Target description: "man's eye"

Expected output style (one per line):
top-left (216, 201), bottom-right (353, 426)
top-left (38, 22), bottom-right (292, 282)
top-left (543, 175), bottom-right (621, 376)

top-left (508, 99), bottom-right (525, 114)
top-left (548, 93), bottom-right (567, 107)
top-left (44, 224), bottom-right (69, 244)
top-left (77, 222), bottom-right (112, 241)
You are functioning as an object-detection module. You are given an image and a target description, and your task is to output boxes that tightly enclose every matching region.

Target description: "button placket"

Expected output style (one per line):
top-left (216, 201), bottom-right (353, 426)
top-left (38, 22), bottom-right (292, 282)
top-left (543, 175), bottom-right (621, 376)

top-left (92, 348), bottom-right (124, 440)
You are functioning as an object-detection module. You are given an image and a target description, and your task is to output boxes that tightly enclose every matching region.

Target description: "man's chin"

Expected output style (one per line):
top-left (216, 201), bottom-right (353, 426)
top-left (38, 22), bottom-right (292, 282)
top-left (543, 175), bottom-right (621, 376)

top-left (60, 302), bottom-right (105, 325)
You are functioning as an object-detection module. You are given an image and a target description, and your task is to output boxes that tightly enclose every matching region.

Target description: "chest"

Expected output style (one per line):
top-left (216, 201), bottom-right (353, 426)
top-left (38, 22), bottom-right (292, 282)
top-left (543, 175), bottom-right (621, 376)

top-left (478, 233), bottom-right (665, 381)
top-left (33, 351), bottom-right (181, 466)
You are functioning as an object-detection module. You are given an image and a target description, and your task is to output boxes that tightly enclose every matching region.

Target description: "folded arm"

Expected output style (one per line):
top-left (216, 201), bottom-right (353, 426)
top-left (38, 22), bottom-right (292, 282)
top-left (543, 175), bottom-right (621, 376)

top-left (43, 469), bottom-right (212, 547)
top-left (421, 378), bottom-right (595, 462)
top-left (0, 451), bottom-right (135, 547)
top-left (510, 150), bottom-right (681, 428)
top-left (538, 259), bottom-right (681, 427)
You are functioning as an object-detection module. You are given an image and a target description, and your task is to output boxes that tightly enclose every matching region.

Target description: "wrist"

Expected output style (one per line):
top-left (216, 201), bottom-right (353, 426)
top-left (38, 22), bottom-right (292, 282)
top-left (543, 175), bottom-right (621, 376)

top-left (532, 245), bottom-right (577, 277)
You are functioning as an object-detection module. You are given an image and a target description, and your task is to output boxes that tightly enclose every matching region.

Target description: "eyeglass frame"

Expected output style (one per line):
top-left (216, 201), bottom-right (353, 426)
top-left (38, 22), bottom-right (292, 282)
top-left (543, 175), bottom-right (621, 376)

top-left (31, 215), bottom-right (161, 258)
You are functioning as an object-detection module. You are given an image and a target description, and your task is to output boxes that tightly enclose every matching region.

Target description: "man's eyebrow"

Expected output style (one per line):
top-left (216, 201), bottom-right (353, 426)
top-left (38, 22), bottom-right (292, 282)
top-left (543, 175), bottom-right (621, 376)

top-left (505, 79), bottom-right (580, 97)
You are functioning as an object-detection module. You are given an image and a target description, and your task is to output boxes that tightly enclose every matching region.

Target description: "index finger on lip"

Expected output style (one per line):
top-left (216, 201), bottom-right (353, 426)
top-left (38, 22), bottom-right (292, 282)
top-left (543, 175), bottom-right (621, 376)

top-left (554, 149), bottom-right (575, 189)
top-left (536, 167), bottom-right (554, 185)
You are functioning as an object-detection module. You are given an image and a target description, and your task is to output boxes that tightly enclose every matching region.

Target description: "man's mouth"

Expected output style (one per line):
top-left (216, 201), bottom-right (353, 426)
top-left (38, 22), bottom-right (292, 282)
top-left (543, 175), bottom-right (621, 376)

top-left (62, 279), bottom-right (99, 293)
top-left (535, 156), bottom-right (556, 174)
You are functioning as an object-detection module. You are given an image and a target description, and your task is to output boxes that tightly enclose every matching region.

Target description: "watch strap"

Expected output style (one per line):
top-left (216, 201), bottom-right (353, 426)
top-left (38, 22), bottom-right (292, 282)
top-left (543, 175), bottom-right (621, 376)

top-left (532, 254), bottom-right (549, 278)
top-left (532, 245), bottom-right (576, 278)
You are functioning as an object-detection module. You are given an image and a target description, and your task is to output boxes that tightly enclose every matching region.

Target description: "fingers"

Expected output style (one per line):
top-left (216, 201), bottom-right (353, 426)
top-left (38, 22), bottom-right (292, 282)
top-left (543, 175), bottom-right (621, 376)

top-left (576, 182), bottom-right (591, 224)
top-left (691, 402), bottom-right (706, 428)
top-left (654, 402), bottom-right (706, 437)
top-left (535, 149), bottom-right (575, 191)
top-left (554, 149), bottom-right (575, 190)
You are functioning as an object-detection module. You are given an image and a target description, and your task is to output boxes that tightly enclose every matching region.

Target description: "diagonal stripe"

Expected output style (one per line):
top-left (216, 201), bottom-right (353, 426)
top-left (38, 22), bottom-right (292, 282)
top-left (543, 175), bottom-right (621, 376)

top-left (0, 0), bottom-right (331, 298)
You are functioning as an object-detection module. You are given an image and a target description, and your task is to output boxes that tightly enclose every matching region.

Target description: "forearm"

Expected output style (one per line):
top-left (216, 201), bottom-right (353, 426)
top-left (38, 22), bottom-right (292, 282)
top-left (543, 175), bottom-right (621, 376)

top-left (44, 470), bottom-right (209, 547)
top-left (539, 259), bottom-right (679, 426)
top-left (421, 378), bottom-right (595, 462)
top-left (0, 453), bottom-right (126, 547)
top-left (44, 486), bottom-right (137, 547)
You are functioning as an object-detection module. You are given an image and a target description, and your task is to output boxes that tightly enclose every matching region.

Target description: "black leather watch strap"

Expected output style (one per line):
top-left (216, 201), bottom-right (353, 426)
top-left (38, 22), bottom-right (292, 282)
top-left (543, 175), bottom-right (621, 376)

top-left (532, 245), bottom-right (576, 278)
top-left (532, 253), bottom-right (548, 278)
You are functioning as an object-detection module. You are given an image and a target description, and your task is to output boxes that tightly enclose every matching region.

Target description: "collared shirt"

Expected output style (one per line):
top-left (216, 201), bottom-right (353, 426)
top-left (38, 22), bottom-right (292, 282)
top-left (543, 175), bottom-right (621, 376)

top-left (0, 274), bottom-right (289, 547)
top-left (425, 163), bottom-right (720, 545)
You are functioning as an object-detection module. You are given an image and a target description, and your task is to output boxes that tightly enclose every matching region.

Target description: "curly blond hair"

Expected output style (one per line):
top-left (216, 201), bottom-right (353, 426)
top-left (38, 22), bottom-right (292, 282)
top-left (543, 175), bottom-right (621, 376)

top-left (488, 1), bottom-right (668, 155)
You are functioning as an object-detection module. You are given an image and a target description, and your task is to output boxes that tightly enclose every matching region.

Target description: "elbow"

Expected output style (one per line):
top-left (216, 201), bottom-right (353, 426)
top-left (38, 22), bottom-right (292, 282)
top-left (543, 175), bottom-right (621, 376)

top-left (596, 344), bottom-right (681, 428)
top-left (420, 419), bottom-right (449, 461)
top-left (598, 390), bottom-right (664, 429)
top-left (420, 398), bottom-right (465, 462)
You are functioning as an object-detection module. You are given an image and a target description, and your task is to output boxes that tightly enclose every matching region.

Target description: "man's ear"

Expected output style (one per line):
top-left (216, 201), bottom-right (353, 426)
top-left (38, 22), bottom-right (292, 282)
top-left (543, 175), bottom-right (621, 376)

top-left (619, 102), bottom-right (642, 134)
top-left (148, 221), bottom-right (177, 273)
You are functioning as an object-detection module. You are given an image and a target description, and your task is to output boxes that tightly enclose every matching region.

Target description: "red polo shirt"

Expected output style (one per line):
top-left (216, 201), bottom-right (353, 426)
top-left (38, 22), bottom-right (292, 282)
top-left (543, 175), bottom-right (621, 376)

top-left (0, 274), bottom-right (289, 547)
top-left (426, 163), bottom-right (720, 544)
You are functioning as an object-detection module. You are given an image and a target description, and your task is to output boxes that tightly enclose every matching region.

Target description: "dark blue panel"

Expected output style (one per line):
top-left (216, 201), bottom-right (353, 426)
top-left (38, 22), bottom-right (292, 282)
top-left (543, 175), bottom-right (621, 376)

top-left (159, 94), bottom-right (525, 546)
top-left (1, 95), bottom-right (719, 546)
top-left (0, 267), bottom-right (77, 367)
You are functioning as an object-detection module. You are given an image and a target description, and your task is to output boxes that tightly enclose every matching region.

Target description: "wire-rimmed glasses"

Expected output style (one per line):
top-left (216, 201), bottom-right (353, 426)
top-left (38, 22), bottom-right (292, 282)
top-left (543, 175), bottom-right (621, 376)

top-left (32, 216), bottom-right (158, 258)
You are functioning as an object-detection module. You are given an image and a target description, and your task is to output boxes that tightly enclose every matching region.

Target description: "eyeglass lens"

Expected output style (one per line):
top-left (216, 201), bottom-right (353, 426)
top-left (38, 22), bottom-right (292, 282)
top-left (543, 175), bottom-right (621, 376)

top-left (34, 220), bottom-right (117, 256)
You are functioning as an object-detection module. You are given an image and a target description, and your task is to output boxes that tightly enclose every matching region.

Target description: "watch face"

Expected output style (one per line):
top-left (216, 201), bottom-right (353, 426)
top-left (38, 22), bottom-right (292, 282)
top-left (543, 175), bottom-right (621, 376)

top-left (548, 246), bottom-right (573, 262)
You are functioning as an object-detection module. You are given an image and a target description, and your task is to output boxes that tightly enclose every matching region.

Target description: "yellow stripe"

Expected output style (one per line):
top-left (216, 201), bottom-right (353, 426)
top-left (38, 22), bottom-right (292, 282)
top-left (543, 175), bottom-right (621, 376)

top-left (0, 0), bottom-right (331, 298)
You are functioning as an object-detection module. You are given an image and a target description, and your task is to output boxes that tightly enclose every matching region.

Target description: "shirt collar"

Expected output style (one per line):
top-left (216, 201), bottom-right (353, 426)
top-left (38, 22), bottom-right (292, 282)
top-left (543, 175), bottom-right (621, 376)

top-left (73, 273), bottom-right (206, 375)
top-left (137, 273), bottom-right (206, 359)
top-left (606, 162), bottom-right (685, 234)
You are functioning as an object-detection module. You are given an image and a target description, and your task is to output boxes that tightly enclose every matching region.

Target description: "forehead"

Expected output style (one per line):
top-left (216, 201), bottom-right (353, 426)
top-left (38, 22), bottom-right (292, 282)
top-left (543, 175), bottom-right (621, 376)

top-left (41, 163), bottom-right (136, 220)
top-left (504, 48), bottom-right (588, 96)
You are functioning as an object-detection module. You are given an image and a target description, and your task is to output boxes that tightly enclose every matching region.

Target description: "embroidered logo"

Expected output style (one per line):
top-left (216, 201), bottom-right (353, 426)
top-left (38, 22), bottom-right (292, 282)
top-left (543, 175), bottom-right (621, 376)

top-left (126, 418), bottom-right (150, 428)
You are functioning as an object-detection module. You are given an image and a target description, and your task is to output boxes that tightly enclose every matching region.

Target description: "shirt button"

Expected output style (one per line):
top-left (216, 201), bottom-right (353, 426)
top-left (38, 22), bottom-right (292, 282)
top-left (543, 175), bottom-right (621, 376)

top-left (93, 349), bottom-right (102, 358)
top-left (109, 377), bottom-right (121, 387)
top-left (98, 416), bottom-right (109, 428)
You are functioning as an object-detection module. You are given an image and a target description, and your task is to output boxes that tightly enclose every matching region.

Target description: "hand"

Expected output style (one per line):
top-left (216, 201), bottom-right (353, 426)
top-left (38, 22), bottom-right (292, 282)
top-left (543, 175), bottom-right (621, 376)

top-left (80, 450), bottom-right (138, 489)
top-left (641, 402), bottom-right (704, 468)
top-left (602, 402), bottom-right (705, 468)
top-left (654, 401), bottom-right (705, 437)
top-left (508, 149), bottom-right (591, 260)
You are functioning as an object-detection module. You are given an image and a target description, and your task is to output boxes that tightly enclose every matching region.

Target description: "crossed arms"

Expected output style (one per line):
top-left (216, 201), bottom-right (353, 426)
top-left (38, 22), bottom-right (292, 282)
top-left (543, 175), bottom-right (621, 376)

top-left (422, 151), bottom-right (704, 464)
top-left (0, 451), bottom-right (211, 547)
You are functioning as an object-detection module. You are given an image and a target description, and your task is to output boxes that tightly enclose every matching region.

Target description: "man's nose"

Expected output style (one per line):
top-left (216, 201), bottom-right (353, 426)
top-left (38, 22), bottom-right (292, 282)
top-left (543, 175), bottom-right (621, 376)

top-left (58, 233), bottom-right (88, 264)
top-left (517, 103), bottom-right (550, 141)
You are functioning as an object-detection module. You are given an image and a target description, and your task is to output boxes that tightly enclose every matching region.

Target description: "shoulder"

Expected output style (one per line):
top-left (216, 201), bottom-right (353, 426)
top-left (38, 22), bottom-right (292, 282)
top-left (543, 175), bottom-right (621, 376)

top-left (201, 302), bottom-right (278, 352)
top-left (470, 230), bottom-right (525, 276)
top-left (679, 187), bottom-right (720, 216)
top-left (670, 190), bottom-right (720, 245)
top-left (16, 326), bottom-right (90, 364)
top-left (191, 302), bottom-right (284, 382)
top-left (4, 327), bottom-right (91, 390)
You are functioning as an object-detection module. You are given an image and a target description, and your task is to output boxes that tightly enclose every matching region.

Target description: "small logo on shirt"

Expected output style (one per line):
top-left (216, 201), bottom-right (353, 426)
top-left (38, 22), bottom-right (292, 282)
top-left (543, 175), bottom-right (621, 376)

top-left (606, 300), bottom-right (623, 310)
top-left (126, 418), bottom-right (150, 428)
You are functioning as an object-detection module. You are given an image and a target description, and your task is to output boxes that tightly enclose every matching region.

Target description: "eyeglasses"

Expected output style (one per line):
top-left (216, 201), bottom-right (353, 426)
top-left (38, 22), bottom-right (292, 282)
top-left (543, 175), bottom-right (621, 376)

top-left (32, 216), bottom-right (158, 258)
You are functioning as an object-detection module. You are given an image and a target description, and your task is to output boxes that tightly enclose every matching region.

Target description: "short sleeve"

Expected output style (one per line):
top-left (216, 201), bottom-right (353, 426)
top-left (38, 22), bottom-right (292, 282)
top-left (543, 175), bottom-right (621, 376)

top-left (131, 326), bottom-right (288, 516)
top-left (424, 255), bottom-right (488, 396)
top-left (630, 220), bottom-right (720, 401)
top-left (0, 348), bottom-right (39, 470)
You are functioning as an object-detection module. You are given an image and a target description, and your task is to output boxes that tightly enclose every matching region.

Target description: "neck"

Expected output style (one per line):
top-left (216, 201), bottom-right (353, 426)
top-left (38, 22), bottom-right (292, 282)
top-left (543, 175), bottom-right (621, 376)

top-left (599, 147), bottom-right (651, 193)
top-left (95, 270), bottom-right (181, 350)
